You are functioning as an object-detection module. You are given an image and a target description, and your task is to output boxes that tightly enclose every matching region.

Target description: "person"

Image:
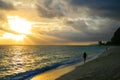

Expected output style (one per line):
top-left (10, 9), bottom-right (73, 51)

top-left (83, 52), bottom-right (87, 64)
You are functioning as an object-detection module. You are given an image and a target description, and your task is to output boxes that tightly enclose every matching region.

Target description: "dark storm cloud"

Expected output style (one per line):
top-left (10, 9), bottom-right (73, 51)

top-left (35, 0), bottom-right (120, 43)
top-left (49, 27), bottom-right (118, 42)
top-left (66, 20), bottom-right (88, 32)
top-left (37, 5), bottom-right (64, 18)
top-left (51, 19), bottom-right (120, 42)
top-left (36, 0), bottom-right (68, 18)
top-left (0, 0), bottom-right (14, 10)
top-left (36, 0), bottom-right (120, 20)
top-left (69, 0), bottom-right (120, 20)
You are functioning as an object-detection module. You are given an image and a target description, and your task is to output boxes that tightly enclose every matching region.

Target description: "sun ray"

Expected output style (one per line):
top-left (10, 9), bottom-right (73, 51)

top-left (7, 16), bottom-right (32, 34)
top-left (3, 16), bottom-right (33, 41)
top-left (3, 33), bottom-right (25, 41)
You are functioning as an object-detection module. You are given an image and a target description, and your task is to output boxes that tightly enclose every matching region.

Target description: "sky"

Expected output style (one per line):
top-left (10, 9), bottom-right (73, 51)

top-left (0, 0), bottom-right (120, 45)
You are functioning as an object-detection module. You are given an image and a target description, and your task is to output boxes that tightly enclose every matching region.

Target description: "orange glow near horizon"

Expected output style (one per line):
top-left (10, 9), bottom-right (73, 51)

top-left (3, 33), bottom-right (25, 41)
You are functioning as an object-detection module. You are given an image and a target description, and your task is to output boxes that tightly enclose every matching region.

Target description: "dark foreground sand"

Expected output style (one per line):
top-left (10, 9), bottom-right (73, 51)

top-left (57, 46), bottom-right (120, 80)
top-left (31, 46), bottom-right (120, 80)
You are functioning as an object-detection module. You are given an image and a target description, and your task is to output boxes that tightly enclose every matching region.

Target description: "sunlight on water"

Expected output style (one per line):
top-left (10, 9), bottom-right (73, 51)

top-left (0, 46), bottom-right (42, 77)
top-left (0, 45), bottom-right (107, 79)
top-left (11, 51), bottom-right (25, 74)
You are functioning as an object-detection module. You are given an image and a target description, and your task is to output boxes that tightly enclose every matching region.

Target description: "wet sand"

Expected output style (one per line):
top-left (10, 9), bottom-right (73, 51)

top-left (57, 46), bottom-right (120, 80)
top-left (31, 46), bottom-right (120, 80)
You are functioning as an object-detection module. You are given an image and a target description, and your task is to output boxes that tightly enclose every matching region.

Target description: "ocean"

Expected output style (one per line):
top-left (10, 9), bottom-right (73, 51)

top-left (0, 45), bottom-right (107, 80)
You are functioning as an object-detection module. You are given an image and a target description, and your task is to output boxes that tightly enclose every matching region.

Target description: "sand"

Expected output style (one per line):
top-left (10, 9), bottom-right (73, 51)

top-left (31, 57), bottom-right (86, 80)
top-left (31, 46), bottom-right (120, 80)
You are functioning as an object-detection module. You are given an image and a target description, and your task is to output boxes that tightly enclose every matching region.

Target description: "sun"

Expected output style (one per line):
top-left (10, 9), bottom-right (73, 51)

top-left (7, 16), bottom-right (32, 34)
top-left (3, 16), bottom-right (32, 41)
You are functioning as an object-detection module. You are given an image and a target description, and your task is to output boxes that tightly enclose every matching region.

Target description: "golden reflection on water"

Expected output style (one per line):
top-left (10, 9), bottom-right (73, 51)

top-left (11, 46), bottom-right (26, 74)
top-left (9, 46), bottom-right (45, 75)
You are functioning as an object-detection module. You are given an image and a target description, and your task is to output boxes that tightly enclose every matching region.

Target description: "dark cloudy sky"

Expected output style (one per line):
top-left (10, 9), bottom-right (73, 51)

top-left (0, 0), bottom-right (120, 45)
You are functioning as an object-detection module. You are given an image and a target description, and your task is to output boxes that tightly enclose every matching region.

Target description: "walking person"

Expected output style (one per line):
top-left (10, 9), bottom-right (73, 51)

top-left (83, 52), bottom-right (87, 64)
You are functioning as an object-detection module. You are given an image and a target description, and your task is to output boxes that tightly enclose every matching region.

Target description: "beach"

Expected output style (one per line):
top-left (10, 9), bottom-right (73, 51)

top-left (31, 46), bottom-right (120, 80)
top-left (0, 46), bottom-right (106, 80)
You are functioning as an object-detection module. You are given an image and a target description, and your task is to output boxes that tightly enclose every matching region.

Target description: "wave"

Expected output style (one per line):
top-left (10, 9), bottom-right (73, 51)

top-left (3, 58), bottom-right (83, 80)
top-left (1, 46), bottom-right (107, 80)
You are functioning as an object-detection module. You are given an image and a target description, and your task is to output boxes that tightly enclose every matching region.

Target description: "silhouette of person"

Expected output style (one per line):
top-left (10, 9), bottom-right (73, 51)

top-left (83, 52), bottom-right (87, 64)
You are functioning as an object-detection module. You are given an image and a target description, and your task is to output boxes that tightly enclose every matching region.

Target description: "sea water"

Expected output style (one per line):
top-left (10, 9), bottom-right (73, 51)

top-left (0, 45), bottom-right (107, 80)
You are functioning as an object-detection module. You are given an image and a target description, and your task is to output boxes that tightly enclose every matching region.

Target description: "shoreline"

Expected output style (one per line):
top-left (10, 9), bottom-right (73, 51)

top-left (0, 46), bottom-right (107, 80)
top-left (31, 56), bottom-right (98, 80)
top-left (56, 46), bottom-right (120, 80)
top-left (31, 47), bottom-right (106, 80)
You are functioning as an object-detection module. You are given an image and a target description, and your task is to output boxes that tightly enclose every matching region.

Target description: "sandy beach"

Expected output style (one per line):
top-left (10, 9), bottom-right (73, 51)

top-left (31, 46), bottom-right (120, 80)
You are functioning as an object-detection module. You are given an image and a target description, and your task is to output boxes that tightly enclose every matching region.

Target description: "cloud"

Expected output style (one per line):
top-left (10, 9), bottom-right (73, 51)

top-left (46, 18), bottom-right (120, 42)
top-left (36, 0), bottom-right (120, 20)
top-left (0, 0), bottom-right (15, 10)
top-left (0, 13), bottom-right (19, 35)
top-left (66, 19), bottom-right (88, 32)
top-left (0, 27), bottom-right (22, 35)
top-left (34, 0), bottom-right (120, 43)
top-left (69, 0), bottom-right (120, 20)
top-left (0, 0), bottom-right (119, 45)
top-left (36, 0), bottom-right (70, 18)
top-left (37, 5), bottom-right (64, 18)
